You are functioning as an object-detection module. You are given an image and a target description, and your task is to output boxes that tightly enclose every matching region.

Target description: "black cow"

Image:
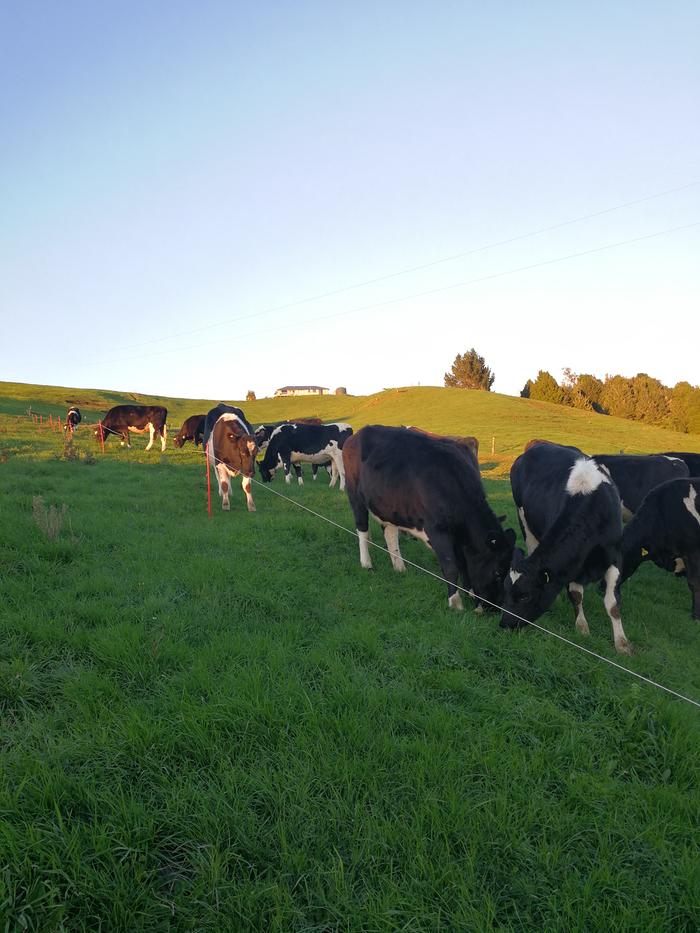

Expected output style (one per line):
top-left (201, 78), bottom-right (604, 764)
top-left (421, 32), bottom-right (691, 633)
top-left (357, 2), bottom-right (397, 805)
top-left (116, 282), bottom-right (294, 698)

top-left (173, 414), bottom-right (206, 448)
top-left (95, 405), bottom-right (168, 451)
top-left (204, 405), bottom-right (258, 511)
top-left (660, 452), bottom-right (700, 476)
top-left (590, 453), bottom-right (689, 519)
top-left (342, 425), bottom-right (516, 610)
top-left (621, 478), bottom-right (700, 619)
top-left (501, 441), bottom-right (632, 654)
top-left (64, 407), bottom-right (81, 433)
top-left (259, 422), bottom-right (352, 489)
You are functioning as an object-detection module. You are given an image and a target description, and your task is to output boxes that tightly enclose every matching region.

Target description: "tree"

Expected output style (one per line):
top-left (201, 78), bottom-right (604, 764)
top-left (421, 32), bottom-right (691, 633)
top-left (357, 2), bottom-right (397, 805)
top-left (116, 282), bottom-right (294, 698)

top-left (246, 390), bottom-right (256, 401)
top-left (444, 348), bottom-right (495, 391)
top-left (630, 373), bottom-right (668, 425)
top-left (528, 370), bottom-right (566, 405)
top-left (600, 375), bottom-right (635, 420)
top-left (520, 380), bottom-right (533, 398)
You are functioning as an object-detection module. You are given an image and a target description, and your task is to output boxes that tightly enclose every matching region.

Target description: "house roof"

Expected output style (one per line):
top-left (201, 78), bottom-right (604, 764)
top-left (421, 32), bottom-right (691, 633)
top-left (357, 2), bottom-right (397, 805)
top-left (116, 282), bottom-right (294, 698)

top-left (276, 385), bottom-right (329, 391)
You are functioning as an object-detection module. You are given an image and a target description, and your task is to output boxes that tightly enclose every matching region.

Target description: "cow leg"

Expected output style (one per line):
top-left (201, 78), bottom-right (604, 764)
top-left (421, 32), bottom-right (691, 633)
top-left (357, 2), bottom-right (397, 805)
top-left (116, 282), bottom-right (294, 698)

top-left (160, 423), bottom-right (167, 452)
top-left (568, 582), bottom-right (590, 635)
top-left (216, 464), bottom-right (230, 510)
top-left (283, 458), bottom-right (293, 485)
top-left (383, 524), bottom-right (406, 572)
top-left (329, 446), bottom-right (345, 490)
top-left (603, 565), bottom-right (633, 655)
top-left (684, 553), bottom-right (700, 619)
top-left (347, 495), bottom-right (372, 569)
top-left (145, 423), bottom-right (155, 451)
top-left (292, 463), bottom-right (304, 486)
top-left (242, 476), bottom-right (256, 512)
top-left (123, 429), bottom-right (131, 448)
top-left (429, 532), bottom-right (463, 610)
top-left (311, 463), bottom-right (319, 481)
top-left (328, 458), bottom-right (339, 488)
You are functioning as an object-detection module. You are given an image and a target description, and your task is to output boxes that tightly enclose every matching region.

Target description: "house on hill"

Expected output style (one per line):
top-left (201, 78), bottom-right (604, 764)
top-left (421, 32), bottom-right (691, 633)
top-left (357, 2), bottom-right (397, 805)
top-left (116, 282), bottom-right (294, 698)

top-left (274, 385), bottom-right (329, 397)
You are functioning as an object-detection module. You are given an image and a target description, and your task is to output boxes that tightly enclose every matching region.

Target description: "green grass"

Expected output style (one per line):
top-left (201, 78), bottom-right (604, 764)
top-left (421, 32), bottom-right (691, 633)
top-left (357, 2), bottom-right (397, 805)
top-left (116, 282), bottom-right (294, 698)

top-left (1, 383), bottom-right (699, 930)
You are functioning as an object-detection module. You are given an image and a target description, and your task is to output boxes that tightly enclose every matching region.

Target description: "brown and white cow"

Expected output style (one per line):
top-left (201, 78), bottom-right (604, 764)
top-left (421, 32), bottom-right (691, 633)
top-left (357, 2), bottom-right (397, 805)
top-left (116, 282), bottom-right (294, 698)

top-left (95, 405), bottom-right (168, 451)
top-left (173, 414), bottom-right (206, 448)
top-left (203, 404), bottom-right (258, 512)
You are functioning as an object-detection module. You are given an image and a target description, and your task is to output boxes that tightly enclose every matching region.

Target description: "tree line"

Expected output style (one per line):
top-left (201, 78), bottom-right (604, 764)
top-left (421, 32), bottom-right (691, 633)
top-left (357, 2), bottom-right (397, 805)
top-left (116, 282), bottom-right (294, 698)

top-left (521, 369), bottom-right (700, 435)
top-left (443, 348), bottom-right (700, 435)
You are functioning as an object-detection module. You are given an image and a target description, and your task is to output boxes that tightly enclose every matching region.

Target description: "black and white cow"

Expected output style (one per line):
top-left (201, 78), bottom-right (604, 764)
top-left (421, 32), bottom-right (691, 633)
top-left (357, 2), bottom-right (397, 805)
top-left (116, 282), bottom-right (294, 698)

top-left (621, 478), bottom-right (700, 619)
top-left (254, 419), bottom-right (328, 482)
top-left (501, 441), bottom-right (632, 654)
top-left (259, 422), bottom-right (352, 489)
top-left (660, 452), bottom-right (700, 476)
top-left (173, 414), bottom-right (206, 448)
top-left (343, 425), bottom-right (516, 610)
top-left (203, 404), bottom-right (258, 512)
top-left (64, 407), bottom-right (81, 432)
top-left (95, 405), bottom-right (168, 451)
top-left (590, 453), bottom-right (689, 519)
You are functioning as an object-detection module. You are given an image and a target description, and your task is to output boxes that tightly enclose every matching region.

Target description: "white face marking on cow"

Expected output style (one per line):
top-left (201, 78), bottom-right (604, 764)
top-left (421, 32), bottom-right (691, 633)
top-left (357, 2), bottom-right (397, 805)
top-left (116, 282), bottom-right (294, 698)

top-left (664, 456), bottom-right (683, 462)
top-left (216, 412), bottom-right (250, 434)
top-left (518, 506), bottom-right (539, 554)
top-left (509, 569), bottom-right (522, 583)
top-left (683, 485), bottom-right (700, 529)
top-left (566, 458), bottom-right (610, 496)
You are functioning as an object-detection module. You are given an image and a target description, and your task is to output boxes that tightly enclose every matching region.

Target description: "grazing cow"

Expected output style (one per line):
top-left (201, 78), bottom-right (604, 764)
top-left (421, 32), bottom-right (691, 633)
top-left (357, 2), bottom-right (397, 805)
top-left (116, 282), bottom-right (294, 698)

top-left (254, 418), bottom-right (323, 450)
top-left (620, 478), bottom-right (700, 619)
top-left (95, 405), bottom-right (168, 451)
top-left (173, 414), bottom-right (206, 448)
top-left (259, 422), bottom-right (352, 489)
top-left (405, 426), bottom-right (479, 467)
top-left (343, 425), bottom-right (516, 610)
top-left (500, 441), bottom-right (632, 654)
top-left (203, 404), bottom-right (258, 512)
top-left (64, 407), bottom-right (81, 433)
top-left (660, 452), bottom-right (700, 476)
top-left (590, 453), bottom-right (689, 519)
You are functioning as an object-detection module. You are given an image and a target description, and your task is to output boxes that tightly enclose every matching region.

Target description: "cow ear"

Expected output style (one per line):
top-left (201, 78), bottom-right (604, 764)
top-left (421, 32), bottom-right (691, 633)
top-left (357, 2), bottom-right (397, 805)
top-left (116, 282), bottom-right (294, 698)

top-left (505, 527), bottom-right (516, 548)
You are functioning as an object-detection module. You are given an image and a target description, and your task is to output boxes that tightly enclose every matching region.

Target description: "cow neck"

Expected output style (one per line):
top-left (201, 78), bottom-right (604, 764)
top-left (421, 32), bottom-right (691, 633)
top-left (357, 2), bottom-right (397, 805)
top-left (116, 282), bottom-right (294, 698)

top-left (522, 498), bottom-right (594, 584)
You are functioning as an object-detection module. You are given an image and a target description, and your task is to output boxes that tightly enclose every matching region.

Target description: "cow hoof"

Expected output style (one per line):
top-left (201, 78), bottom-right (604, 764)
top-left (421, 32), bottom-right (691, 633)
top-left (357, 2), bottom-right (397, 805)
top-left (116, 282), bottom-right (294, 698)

top-left (474, 604), bottom-right (484, 615)
top-left (615, 639), bottom-right (634, 656)
top-left (360, 561), bottom-right (373, 570)
top-left (575, 619), bottom-right (591, 636)
top-left (248, 504), bottom-right (256, 512)
top-left (222, 502), bottom-right (230, 511)
top-left (448, 593), bottom-right (464, 611)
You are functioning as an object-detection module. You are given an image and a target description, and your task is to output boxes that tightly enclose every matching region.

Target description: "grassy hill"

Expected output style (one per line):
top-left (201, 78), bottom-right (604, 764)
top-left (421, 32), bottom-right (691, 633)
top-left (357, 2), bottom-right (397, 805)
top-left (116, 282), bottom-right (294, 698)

top-left (2, 380), bottom-right (699, 472)
top-left (1, 379), bottom-right (699, 928)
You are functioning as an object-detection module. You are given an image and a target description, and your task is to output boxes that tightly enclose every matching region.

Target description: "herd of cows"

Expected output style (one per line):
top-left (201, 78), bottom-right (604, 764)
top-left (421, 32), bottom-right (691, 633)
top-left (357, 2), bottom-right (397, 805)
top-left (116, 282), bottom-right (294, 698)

top-left (61, 402), bottom-right (700, 655)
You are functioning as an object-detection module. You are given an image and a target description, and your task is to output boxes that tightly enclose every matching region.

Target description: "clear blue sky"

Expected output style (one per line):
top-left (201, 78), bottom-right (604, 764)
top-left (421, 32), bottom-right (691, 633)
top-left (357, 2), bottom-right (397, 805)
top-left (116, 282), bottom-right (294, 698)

top-left (2, 1), bottom-right (698, 401)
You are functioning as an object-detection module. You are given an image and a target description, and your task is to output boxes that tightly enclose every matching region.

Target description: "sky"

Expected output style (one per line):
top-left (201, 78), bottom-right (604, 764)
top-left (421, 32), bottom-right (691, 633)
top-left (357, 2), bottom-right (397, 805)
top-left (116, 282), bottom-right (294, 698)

top-left (1, 0), bottom-right (699, 401)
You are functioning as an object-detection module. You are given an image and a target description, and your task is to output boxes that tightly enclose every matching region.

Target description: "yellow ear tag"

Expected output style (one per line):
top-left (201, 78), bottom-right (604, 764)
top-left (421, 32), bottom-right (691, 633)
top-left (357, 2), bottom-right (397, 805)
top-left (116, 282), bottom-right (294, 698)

top-left (641, 548), bottom-right (649, 557)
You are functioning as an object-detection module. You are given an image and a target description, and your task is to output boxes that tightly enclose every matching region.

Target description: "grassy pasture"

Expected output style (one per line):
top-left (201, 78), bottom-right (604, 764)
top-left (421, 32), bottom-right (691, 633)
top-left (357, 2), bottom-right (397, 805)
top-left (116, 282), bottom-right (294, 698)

top-left (1, 384), bottom-right (699, 930)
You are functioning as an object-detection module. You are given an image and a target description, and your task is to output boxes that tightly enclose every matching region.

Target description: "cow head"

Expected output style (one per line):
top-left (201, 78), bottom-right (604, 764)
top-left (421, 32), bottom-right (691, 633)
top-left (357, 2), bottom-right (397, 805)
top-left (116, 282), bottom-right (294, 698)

top-left (216, 424), bottom-right (258, 478)
top-left (254, 426), bottom-right (271, 449)
top-left (173, 433), bottom-right (185, 448)
top-left (500, 547), bottom-right (559, 629)
top-left (466, 526), bottom-right (516, 609)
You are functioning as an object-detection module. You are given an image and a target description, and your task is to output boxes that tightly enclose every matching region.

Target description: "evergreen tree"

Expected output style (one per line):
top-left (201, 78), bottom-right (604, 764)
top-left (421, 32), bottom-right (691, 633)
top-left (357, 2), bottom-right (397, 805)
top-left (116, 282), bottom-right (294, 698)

top-left (528, 370), bottom-right (566, 405)
top-left (444, 348), bottom-right (495, 390)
